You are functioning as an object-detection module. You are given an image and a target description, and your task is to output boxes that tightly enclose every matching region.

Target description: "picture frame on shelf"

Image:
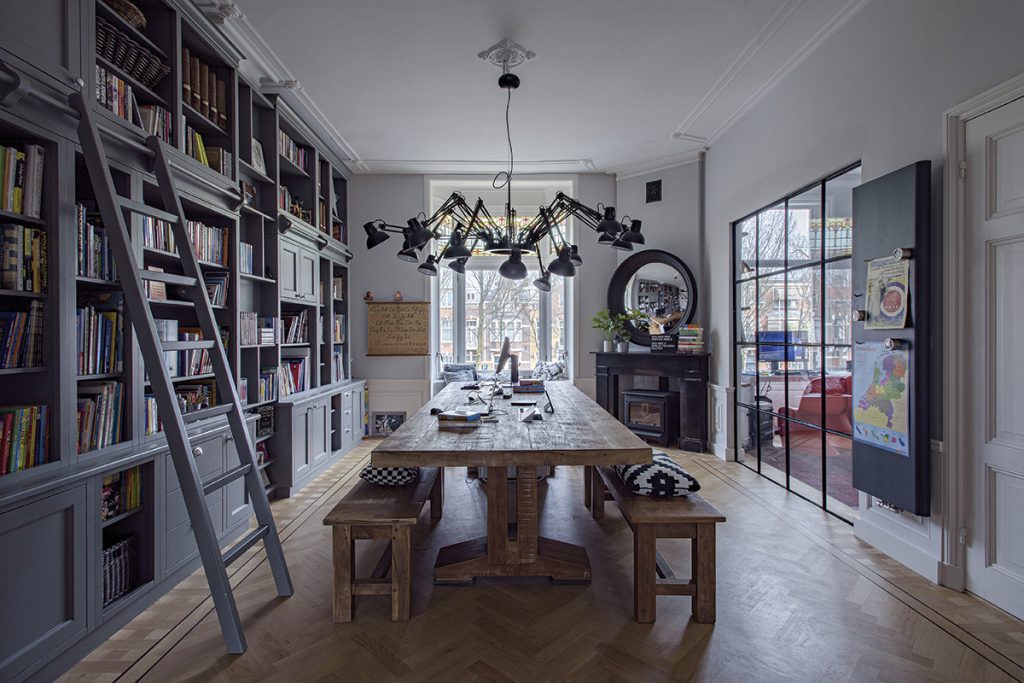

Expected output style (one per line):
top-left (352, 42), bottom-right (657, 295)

top-left (371, 411), bottom-right (406, 437)
top-left (251, 138), bottom-right (266, 174)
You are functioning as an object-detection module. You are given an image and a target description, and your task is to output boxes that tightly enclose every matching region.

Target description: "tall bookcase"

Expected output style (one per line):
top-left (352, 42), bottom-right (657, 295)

top-left (0, 1), bottom-right (363, 679)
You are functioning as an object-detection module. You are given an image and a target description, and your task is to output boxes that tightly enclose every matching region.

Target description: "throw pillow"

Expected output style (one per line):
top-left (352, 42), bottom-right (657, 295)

top-left (615, 452), bottom-right (700, 497)
top-left (359, 465), bottom-right (420, 486)
top-left (443, 368), bottom-right (476, 384)
top-left (532, 360), bottom-right (566, 381)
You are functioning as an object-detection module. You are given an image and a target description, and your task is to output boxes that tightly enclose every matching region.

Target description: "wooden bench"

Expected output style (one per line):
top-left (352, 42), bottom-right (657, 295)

top-left (588, 464), bottom-right (725, 624)
top-left (322, 467), bottom-right (443, 622)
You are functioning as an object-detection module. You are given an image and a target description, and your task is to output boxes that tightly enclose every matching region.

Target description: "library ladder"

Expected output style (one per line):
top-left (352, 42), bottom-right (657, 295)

top-left (71, 92), bottom-right (293, 654)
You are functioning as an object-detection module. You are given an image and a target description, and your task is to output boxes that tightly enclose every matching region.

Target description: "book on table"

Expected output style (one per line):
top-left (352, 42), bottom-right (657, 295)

top-left (437, 409), bottom-right (482, 422)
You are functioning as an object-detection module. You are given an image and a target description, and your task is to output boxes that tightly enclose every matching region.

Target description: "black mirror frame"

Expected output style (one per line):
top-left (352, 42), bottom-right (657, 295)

top-left (607, 249), bottom-right (698, 347)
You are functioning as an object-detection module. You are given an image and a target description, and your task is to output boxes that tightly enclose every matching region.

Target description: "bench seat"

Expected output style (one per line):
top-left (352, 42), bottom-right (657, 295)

top-left (323, 466), bottom-right (443, 622)
top-left (590, 464), bottom-right (725, 624)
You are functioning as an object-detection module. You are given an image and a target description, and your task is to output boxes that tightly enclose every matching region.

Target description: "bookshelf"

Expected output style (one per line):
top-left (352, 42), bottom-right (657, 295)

top-left (0, 4), bottom-right (363, 677)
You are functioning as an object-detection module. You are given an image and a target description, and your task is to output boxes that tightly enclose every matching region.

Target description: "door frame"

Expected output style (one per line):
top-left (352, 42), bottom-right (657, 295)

top-left (941, 72), bottom-right (1024, 591)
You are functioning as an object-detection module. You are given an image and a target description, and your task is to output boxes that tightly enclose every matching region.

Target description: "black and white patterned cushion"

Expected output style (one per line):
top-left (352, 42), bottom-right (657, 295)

top-left (359, 465), bottom-right (420, 486)
top-left (532, 360), bottom-right (566, 381)
top-left (615, 452), bottom-right (700, 497)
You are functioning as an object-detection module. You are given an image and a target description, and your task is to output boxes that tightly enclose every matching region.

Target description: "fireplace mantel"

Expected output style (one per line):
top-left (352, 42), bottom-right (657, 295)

top-left (592, 351), bottom-right (710, 452)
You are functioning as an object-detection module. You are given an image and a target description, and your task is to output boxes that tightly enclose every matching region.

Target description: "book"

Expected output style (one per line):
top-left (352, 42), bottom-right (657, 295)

top-left (101, 465), bottom-right (142, 521)
top-left (182, 47), bottom-right (192, 102)
top-left (1, 223), bottom-right (46, 293)
top-left (0, 300), bottom-right (44, 369)
top-left (239, 242), bottom-right (254, 275)
top-left (204, 271), bottom-right (229, 306)
top-left (77, 204), bottom-right (117, 281)
top-left (77, 381), bottom-right (123, 453)
top-left (437, 409), bottom-right (482, 422)
top-left (75, 299), bottom-right (123, 376)
top-left (0, 405), bottom-right (47, 474)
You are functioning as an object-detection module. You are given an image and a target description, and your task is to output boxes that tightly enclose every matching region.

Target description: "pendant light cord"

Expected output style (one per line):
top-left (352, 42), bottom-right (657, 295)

top-left (492, 87), bottom-right (514, 206)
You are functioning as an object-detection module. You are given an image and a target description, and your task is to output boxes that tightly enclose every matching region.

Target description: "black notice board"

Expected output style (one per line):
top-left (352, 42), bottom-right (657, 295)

top-left (651, 334), bottom-right (678, 353)
top-left (851, 161), bottom-right (931, 516)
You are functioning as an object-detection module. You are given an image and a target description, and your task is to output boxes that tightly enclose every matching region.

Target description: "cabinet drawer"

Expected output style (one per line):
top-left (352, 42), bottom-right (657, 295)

top-left (165, 498), bottom-right (224, 576)
top-left (166, 435), bottom-right (225, 494)
top-left (166, 485), bottom-right (223, 532)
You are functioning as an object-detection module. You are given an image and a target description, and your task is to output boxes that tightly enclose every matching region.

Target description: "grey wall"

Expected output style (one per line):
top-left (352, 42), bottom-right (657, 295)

top-left (704, 0), bottom-right (1024, 432)
top-left (615, 162), bottom-right (703, 323)
top-left (349, 174), bottom-right (431, 381)
top-left (574, 173), bottom-right (618, 379)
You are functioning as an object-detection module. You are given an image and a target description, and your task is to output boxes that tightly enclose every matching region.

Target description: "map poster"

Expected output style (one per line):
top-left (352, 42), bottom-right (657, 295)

top-left (853, 342), bottom-right (910, 456)
top-left (864, 257), bottom-right (910, 329)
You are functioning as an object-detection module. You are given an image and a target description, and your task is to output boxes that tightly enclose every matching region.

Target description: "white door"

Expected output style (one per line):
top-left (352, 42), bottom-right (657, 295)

top-left (966, 95), bottom-right (1024, 619)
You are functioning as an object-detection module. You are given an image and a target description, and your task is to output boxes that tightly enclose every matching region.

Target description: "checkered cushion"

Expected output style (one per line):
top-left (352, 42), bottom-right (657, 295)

top-left (615, 452), bottom-right (700, 497)
top-left (359, 465), bottom-right (420, 486)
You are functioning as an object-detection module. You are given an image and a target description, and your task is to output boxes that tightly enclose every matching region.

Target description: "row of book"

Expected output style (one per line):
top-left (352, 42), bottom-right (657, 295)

top-left (77, 205), bottom-right (117, 281)
top-left (239, 312), bottom-right (278, 346)
top-left (279, 131), bottom-right (310, 172)
top-left (0, 143), bottom-right (44, 218)
top-left (183, 124), bottom-right (233, 177)
top-left (256, 367), bottom-right (278, 403)
top-left (77, 380), bottom-right (124, 453)
top-left (0, 405), bottom-right (49, 475)
top-left (282, 310), bottom-right (308, 344)
top-left (101, 465), bottom-right (141, 521)
top-left (76, 302), bottom-right (123, 376)
top-left (142, 380), bottom-right (219, 436)
top-left (677, 325), bottom-right (704, 353)
top-left (2, 223), bottom-right (48, 293)
top-left (512, 378), bottom-right (545, 394)
top-left (185, 219), bottom-right (229, 265)
top-left (179, 328), bottom-right (213, 377)
top-left (181, 47), bottom-right (229, 131)
top-left (141, 214), bottom-right (175, 253)
top-left (279, 353), bottom-right (308, 396)
top-left (0, 300), bottom-right (43, 369)
top-left (239, 241), bottom-right (254, 275)
top-left (138, 104), bottom-right (174, 145)
top-left (205, 272), bottom-right (228, 307)
top-left (95, 65), bottom-right (135, 124)
top-left (331, 350), bottom-right (345, 383)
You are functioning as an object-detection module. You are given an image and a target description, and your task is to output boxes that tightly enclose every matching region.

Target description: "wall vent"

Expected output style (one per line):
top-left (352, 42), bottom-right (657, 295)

top-left (646, 179), bottom-right (662, 203)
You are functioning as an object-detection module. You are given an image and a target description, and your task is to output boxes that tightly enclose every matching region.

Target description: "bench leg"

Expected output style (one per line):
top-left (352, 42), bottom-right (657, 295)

top-left (692, 523), bottom-right (717, 624)
top-left (590, 468), bottom-right (605, 520)
top-left (634, 524), bottom-right (656, 623)
top-left (391, 525), bottom-right (411, 621)
top-left (583, 465), bottom-right (592, 509)
top-left (431, 467), bottom-right (444, 520)
top-left (332, 525), bottom-right (354, 623)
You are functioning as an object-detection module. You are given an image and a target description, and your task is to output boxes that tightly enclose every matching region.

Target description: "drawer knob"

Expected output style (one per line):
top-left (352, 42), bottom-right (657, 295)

top-left (192, 446), bottom-right (203, 458)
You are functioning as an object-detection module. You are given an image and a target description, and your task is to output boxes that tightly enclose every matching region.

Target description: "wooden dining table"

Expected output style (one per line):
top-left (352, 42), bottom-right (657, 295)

top-left (371, 381), bottom-right (652, 583)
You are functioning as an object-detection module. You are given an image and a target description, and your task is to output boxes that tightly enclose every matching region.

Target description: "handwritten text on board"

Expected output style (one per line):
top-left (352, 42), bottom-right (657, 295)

top-left (366, 302), bottom-right (430, 356)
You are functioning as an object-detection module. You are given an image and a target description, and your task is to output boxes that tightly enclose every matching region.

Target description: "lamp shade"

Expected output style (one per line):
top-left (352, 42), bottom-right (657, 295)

top-left (448, 257), bottom-right (468, 274)
top-left (621, 219), bottom-right (645, 244)
top-left (596, 206), bottom-right (622, 235)
top-left (444, 230), bottom-right (472, 259)
top-left (498, 250), bottom-right (528, 280)
top-left (610, 235), bottom-right (634, 251)
top-left (397, 240), bottom-right (419, 262)
top-left (548, 247), bottom-right (576, 277)
top-left (417, 254), bottom-right (439, 276)
top-left (533, 271), bottom-right (551, 292)
top-left (569, 244), bottom-right (583, 267)
top-left (597, 232), bottom-right (617, 245)
top-left (364, 222), bottom-right (390, 249)
top-left (407, 218), bottom-right (434, 248)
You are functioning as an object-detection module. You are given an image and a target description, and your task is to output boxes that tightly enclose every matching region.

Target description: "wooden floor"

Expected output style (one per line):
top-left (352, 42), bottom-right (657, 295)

top-left (62, 445), bottom-right (1024, 683)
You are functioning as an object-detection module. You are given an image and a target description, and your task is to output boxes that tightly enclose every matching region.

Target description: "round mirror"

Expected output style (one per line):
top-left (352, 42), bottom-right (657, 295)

top-left (607, 250), bottom-right (698, 346)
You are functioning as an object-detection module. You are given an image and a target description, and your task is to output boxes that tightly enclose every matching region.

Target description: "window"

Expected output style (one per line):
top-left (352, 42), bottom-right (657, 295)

top-left (733, 164), bottom-right (861, 522)
top-left (430, 180), bottom-right (573, 377)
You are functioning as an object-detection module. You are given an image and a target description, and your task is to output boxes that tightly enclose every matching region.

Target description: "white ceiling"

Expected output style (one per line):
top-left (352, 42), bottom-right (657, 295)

top-left (232, 0), bottom-right (867, 176)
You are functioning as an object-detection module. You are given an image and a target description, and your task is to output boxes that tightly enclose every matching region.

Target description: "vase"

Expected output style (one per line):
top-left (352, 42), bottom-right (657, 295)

top-left (603, 340), bottom-right (614, 352)
top-left (617, 341), bottom-right (630, 353)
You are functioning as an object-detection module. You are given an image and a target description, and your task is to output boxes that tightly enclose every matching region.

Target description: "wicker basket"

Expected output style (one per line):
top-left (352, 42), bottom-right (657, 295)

top-left (107, 0), bottom-right (147, 30)
top-left (102, 535), bottom-right (136, 606)
top-left (96, 17), bottom-right (170, 90)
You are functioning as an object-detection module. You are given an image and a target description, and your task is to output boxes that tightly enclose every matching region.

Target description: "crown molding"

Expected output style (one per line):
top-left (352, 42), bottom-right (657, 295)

top-left (612, 149), bottom-right (703, 180)
top-left (355, 158), bottom-right (597, 175)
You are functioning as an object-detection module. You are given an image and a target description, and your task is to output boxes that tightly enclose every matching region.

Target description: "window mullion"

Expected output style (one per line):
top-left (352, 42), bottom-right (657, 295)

top-left (455, 272), bottom-right (466, 363)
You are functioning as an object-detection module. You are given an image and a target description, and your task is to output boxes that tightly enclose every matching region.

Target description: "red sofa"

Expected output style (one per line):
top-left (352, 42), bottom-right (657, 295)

top-left (778, 374), bottom-right (852, 435)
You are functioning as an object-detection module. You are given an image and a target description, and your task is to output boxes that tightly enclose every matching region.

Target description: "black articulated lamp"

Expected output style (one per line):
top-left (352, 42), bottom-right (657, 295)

top-left (362, 39), bottom-right (643, 290)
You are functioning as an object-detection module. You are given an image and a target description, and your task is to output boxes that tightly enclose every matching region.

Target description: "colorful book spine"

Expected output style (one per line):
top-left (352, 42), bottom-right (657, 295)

top-left (1, 223), bottom-right (47, 293)
top-left (0, 405), bottom-right (48, 474)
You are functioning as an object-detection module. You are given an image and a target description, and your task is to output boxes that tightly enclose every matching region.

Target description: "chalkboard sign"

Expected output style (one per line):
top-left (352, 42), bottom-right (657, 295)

top-left (651, 334), bottom-right (678, 353)
top-left (366, 301), bottom-right (430, 356)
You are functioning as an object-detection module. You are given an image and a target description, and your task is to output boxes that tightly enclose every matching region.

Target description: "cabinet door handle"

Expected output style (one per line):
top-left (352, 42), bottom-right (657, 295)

top-left (192, 446), bottom-right (203, 458)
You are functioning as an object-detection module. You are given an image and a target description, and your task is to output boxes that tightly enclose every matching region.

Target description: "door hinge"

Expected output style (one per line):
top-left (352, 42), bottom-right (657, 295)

top-left (959, 160), bottom-right (967, 179)
top-left (959, 526), bottom-right (968, 545)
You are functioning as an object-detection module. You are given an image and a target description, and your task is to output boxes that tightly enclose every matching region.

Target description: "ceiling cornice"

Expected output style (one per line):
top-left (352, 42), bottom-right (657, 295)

top-left (613, 150), bottom-right (703, 180)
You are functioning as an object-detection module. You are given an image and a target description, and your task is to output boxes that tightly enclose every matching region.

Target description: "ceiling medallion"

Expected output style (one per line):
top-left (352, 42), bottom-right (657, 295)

top-left (363, 40), bottom-right (644, 287)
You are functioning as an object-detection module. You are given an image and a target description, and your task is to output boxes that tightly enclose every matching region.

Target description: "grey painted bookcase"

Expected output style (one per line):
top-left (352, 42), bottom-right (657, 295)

top-left (0, 1), bottom-right (364, 680)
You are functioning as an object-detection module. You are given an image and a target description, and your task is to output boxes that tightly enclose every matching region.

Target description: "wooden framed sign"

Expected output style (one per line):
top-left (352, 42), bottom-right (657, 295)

top-left (366, 301), bottom-right (430, 356)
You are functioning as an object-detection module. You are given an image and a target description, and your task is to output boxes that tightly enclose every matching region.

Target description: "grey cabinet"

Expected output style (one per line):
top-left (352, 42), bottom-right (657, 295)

top-left (280, 238), bottom-right (318, 303)
top-left (341, 388), bottom-right (356, 449)
top-left (164, 434), bottom-right (225, 577)
top-left (0, 0), bottom-right (82, 88)
top-left (309, 399), bottom-right (330, 467)
top-left (0, 486), bottom-right (88, 682)
top-left (223, 433), bottom-right (253, 529)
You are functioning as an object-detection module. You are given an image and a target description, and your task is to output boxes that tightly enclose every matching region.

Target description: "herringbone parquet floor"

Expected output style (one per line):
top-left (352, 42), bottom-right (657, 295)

top-left (61, 446), bottom-right (1024, 682)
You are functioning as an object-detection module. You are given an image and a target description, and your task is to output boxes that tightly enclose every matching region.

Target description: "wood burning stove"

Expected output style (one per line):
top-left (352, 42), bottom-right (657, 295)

top-left (620, 390), bottom-right (680, 446)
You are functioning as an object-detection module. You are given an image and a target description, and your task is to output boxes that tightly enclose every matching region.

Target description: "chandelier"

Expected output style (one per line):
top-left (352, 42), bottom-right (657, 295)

top-left (362, 41), bottom-right (644, 291)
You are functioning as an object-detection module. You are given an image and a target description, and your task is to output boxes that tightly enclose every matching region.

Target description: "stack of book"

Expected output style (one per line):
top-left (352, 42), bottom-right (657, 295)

top-left (77, 381), bottom-right (124, 453)
top-left (513, 378), bottom-right (546, 394)
top-left (181, 47), bottom-right (229, 131)
top-left (184, 219), bottom-right (228, 265)
top-left (204, 272), bottom-right (228, 306)
top-left (94, 65), bottom-right (134, 124)
top-left (283, 310), bottom-right (308, 343)
top-left (101, 465), bottom-right (141, 521)
top-left (2, 222), bottom-right (48, 293)
top-left (138, 104), bottom-right (173, 145)
top-left (77, 205), bottom-right (116, 281)
top-left (76, 302), bottom-right (123, 375)
top-left (141, 215), bottom-right (175, 252)
top-left (239, 242), bottom-right (254, 274)
top-left (0, 405), bottom-right (49, 474)
top-left (241, 314), bottom-right (278, 346)
top-left (436, 408), bottom-right (482, 432)
top-left (279, 349), bottom-right (308, 396)
top-left (1, 144), bottom-right (44, 218)
top-left (278, 131), bottom-right (310, 172)
top-left (677, 325), bottom-right (705, 353)
top-left (0, 300), bottom-right (43, 369)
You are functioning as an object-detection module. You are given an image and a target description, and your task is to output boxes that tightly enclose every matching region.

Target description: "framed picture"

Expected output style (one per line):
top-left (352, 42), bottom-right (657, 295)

top-left (371, 411), bottom-right (407, 437)
top-left (251, 138), bottom-right (266, 174)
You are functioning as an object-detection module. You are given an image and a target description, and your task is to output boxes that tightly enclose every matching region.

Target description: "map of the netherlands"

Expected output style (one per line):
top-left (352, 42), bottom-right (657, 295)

top-left (852, 342), bottom-right (910, 456)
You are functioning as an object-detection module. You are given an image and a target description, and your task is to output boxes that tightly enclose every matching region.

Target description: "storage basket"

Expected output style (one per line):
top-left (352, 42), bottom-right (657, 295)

top-left (102, 535), bottom-right (136, 606)
top-left (96, 17), bottom-right (170, 90)
top-left (107, 0), bottom-right (147, 30)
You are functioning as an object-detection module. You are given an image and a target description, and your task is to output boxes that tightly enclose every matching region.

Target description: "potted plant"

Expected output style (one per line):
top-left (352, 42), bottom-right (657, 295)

top-left (591, 309), bottom-right (618, 352)
top-left (616, 310), bottom-right (650, 352)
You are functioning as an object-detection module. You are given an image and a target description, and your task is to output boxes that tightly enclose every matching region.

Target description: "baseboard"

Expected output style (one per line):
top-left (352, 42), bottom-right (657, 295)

top-left (939, 561), bottom-right (966, 591)
top-left (855, 513), bottom-right (942, 583)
